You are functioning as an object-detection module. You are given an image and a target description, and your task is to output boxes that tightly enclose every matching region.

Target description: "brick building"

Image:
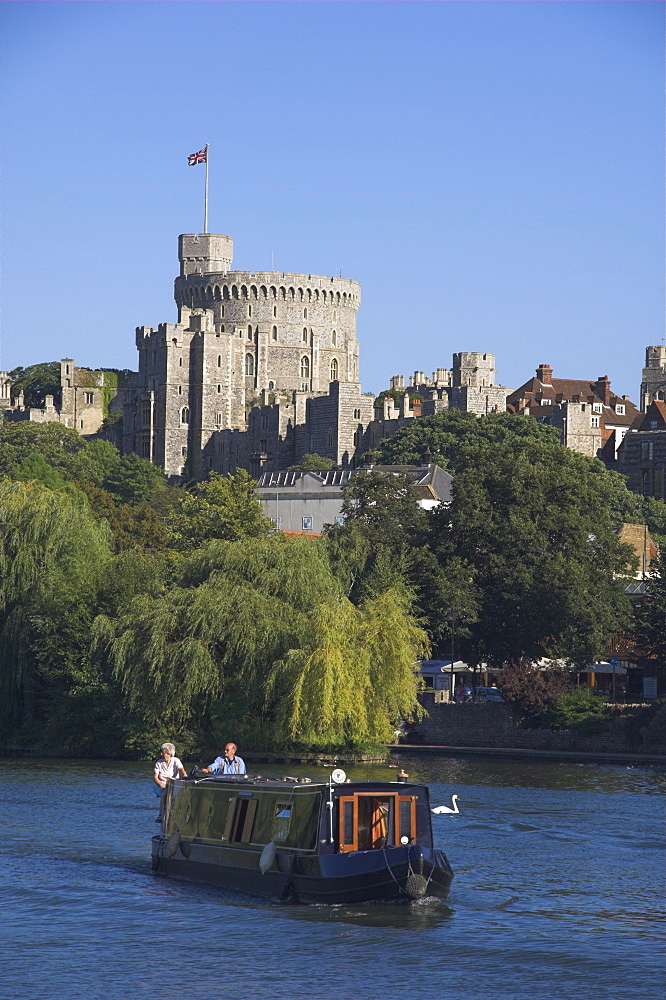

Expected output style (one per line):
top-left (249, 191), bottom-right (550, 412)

top-left (506, 364), bottom-right (640, 461)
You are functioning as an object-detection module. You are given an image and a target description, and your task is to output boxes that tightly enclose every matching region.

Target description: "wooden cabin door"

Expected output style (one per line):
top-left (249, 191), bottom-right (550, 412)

top-left (338, 793), bottom-right (418, 852)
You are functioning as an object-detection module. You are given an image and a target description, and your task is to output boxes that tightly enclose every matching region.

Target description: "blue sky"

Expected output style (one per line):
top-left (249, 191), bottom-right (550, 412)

top-left (1, 1), bottom-right (663, 400)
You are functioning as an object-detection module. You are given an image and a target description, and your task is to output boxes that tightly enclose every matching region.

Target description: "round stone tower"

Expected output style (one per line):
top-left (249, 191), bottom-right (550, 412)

top-left (174, 233), bottom-right (361, 395)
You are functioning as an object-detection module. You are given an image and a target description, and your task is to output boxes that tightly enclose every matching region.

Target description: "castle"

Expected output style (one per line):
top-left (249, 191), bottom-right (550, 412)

top-left (4, 227), bottom-right (657, 484)
top-left (120, 233), bottom-right (511, 478)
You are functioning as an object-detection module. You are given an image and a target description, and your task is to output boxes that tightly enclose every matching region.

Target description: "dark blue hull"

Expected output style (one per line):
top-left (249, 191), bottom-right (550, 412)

top-left (151, 836), bottom-right (453, 904)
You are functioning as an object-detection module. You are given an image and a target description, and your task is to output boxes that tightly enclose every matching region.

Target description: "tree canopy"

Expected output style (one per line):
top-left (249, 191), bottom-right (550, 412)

top-left (432, 436), bottom-right (633, 666)
top-left (287, 453), bottom-right (337, 471)
top-left (373, 410), bottom-right (560, 470)
top-left (8, 362), bottom-right (62, 406)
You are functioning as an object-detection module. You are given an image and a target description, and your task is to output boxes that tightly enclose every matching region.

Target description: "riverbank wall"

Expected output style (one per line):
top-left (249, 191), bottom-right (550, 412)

top-left (414, 694), bottom-right (665, 758)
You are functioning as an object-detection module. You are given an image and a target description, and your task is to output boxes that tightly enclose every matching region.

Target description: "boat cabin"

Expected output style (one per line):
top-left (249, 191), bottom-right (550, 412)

top-left (164, 777), bottom-right (433, 855)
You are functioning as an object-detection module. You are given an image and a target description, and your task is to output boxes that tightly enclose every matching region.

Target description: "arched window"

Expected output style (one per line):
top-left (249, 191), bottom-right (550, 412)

top-left (303, 307), bottom-right (308, 319)
top-left (180, 406), bottom-right (189, 425)
top-left (332, 329), bottom-right (337, 346)
top-left (268, 380), bottom-right (275, 390)
top-left (302, 327), bottom-right (308, 343)
top-left (330, 358), bottom-right (338, 381)
top-left (300, 356), bottom-right (310, 379)
top-left (245, 353), bottom-right (255, 376)
top-left (248, 325), bottom-right (253, 340)
top-left (272, 326), bottom-right (278, 341)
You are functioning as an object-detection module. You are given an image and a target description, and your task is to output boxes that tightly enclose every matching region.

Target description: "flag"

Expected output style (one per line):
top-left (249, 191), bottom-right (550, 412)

top-left (188, 147), bottom-right (207, 166)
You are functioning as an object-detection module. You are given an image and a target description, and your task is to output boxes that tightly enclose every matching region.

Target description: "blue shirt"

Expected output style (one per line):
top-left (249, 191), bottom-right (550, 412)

top-left (208, 755), bottom-right (246, 775)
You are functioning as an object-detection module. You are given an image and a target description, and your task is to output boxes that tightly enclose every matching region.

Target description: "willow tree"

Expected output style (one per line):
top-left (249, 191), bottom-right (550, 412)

top-left (267, 586), bottom-right (429, 747)
top-left (92, 535), bottom-right (337, 727)
top-left (92, 535), bottom-right (428, 747)
top-left (0, 480), bottom-right (112, 729)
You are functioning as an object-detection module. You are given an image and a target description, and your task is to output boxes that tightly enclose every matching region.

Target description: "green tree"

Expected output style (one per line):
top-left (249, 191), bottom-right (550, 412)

top-left (337, 470), bottom-right (429, 547)
top-left (267, 586), bottom-right (428, 745)
top-left (631, 552), bottom-right (666, 664)
top-left (8, 361), bottom-right (62, 407)
top-left (102, 452), bottom-right (167, 503)
top-left (0, 480), bottom-right (112, 730)
top-left (0, 423), bottom-right (86, 480)
top-left (373, 410), bottom-right (559, 470)
top-left (169, 470), bottom-right (271, 551)
top-left (434, 437), bottom-right (633, 667)
top-left (287, 453), bottom-right (337, 471)
top-left (81, 484), bottom-right (172, 552)
top-left (9, 453), bottom-right (67, 490)
top-left (541, 686), bottom-right (609, 735)
top-left (92, 535), bottom-right (427, 747)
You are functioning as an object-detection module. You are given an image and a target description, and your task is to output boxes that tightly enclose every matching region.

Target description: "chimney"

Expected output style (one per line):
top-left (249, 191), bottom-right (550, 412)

top-left (536, 364), bottom-right (553, 385)
top-left (595, 375), bottom-right (611, 406)
top-left (421, 448), bottom-right (433, 466)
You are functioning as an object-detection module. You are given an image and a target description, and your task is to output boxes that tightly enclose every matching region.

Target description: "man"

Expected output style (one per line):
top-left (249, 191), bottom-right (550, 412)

top-left (201, 742), bottom-right (246, 775)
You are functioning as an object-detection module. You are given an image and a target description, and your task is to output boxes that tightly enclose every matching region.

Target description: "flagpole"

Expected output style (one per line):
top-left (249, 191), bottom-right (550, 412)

top-left (204, 144), bottom-right (209, 234)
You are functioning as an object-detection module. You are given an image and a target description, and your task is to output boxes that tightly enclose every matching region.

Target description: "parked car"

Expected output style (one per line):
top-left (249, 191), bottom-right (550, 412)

top-left (474, 686), bottom-right (504, 703)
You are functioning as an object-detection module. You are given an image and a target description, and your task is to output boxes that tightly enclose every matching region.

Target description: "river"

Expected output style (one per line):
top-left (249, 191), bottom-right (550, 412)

top-left (1, 754), bottom-right (663, 1000)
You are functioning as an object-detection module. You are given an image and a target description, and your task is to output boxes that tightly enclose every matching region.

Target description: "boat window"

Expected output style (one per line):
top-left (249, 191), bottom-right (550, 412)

top-left (343, 799), bottom-right (355, 846)
top-left (399, 797), bottom-right (417, 844)
top-left (272, 804), bottom-right (292, 842)
top-left (358, 796), bottom-right (394, 850)
top-left (226, 794), bottom-right (258, 844)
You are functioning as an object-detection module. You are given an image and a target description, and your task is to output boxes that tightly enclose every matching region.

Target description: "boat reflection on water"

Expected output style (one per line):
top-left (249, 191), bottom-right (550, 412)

top-left (152, 768), bottom-right (454, 905)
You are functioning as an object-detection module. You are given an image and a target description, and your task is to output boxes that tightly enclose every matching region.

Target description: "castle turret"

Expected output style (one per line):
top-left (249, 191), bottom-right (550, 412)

top-left (641, 345), bottom-right (666, 411)
top-left (178, 233), bottom-right (234, 277)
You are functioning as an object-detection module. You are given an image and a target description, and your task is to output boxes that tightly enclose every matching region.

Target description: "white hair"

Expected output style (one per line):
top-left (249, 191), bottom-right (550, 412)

top-left (160, 742), bottom-right (176, 755)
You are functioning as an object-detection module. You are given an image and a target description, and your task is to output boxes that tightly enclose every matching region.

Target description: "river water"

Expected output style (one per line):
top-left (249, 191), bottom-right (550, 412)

top-left (1, 754), bottom-right (663, 1000)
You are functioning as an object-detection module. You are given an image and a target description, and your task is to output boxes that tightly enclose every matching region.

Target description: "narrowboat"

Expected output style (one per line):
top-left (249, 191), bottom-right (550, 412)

top-left (151, 769), bottom-right (454, 904)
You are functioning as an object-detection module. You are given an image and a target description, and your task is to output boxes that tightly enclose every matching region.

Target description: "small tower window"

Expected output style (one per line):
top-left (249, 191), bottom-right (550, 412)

top-left (300, 356), bottom-right (310, 379)
top-left (272, 326), bottom-right (278, 341)
top-left (248, 325), bottom-right (253, 340)
top-left (330, 358), bottom-right (338, 381)
top-left (180, 406), bottom-right (189, 425)
top-left (217, 355), bottom-right (222, 367)
top-left (332, 330), bottom-right (337, 346)
top-left (303, 307), bottom-right (308, 319)
top-left (303, 327), bottom-right (308, 343)
top-left (245, 353), bottom-right (255, 376)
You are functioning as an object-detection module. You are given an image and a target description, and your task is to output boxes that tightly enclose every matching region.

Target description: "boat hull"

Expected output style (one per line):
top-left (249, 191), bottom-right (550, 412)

top-left (151, 836), bottom-right (453, 905)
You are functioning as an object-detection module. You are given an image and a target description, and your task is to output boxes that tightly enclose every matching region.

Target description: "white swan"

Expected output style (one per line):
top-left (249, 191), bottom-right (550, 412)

top-left (431, 794), bottom-right (460, 814)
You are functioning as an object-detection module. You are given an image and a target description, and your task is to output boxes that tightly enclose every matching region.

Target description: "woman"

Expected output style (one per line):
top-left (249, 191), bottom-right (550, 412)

top-left (153, 743), bottom-right (187, 822)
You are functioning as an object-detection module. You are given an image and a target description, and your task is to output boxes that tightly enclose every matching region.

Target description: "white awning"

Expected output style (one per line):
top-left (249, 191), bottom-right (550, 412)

top-left (579, 662), bottom-right (627, 675)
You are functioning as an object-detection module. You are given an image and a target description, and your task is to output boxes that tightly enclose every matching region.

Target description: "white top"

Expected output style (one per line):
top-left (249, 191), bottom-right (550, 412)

top-left (154, 757), bottom-right (184, 781)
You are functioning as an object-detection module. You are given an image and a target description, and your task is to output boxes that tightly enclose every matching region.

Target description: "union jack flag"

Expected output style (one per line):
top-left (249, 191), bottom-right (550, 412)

top-left (188, 147), bottom-right (207, 166)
